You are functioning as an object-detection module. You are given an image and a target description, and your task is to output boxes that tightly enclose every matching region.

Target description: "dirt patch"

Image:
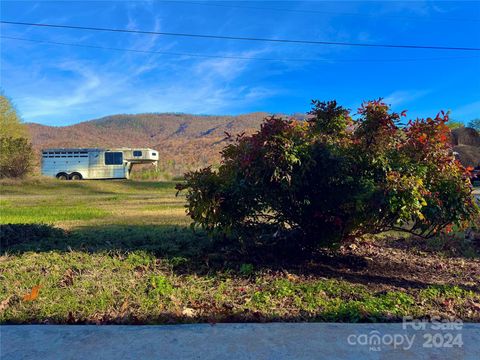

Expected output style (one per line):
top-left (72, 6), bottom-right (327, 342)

top-left (330, 236), bottom-right (480, 292)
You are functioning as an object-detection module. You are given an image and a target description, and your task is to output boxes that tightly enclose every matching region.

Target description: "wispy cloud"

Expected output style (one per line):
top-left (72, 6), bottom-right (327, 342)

top-left (13, 43), bottom-right (280, 124)
top-left (18, 62), bottom-right (103, 118)
top-left (384, 90), bottom-right (431, 107)
top-left (451, 101), bottom-right (480, 121)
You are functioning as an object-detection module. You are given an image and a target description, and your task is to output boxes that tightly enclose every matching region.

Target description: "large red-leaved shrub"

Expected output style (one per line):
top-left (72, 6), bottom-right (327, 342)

top-left (177, 100), bottom-right (478, 250)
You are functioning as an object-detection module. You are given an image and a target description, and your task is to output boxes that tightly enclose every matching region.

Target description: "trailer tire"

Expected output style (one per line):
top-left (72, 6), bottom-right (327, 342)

top-left (70, 173), bottom-right (82, 180)
top-left (56, 173), bottom-right (68, 180)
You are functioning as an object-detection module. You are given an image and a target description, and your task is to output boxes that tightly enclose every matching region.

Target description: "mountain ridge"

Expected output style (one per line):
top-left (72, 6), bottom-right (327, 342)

top-left (26, 113), bottom-right (480, 176)
top-left (26, 112), bottom-right (273, 175)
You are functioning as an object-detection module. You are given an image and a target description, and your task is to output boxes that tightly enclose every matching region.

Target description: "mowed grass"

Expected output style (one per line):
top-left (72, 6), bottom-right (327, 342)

top-left (1, 178), bottom-right (479, 324)
top-left (0, 202), bottom-right (108, 223)
top-left (0, 177), bottom-right (187, 228)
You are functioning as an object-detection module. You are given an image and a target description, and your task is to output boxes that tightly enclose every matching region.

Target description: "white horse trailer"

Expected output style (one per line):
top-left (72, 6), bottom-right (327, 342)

top-left (41, 148), bottom-right (159, 180)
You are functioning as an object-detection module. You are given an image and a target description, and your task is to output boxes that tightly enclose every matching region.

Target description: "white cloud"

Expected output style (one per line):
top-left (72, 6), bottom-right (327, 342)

top-left (18, 62), bottom-right (102, 118)
top-left (384, 90), bottom-right (431, 107)
top-left (11, 43), bottom-right (280, 124)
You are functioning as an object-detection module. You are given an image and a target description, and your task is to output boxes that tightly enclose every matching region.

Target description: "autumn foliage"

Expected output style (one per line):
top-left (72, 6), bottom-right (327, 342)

top-left (177, 100), bottom-right (479, 250)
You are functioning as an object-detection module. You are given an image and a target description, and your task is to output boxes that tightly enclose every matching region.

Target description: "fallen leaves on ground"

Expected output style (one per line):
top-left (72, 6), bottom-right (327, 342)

top-left (0, 297), bottom-right (11, 312)
top-left (22, 285), bottom-right (41, 302)
top-left (468, 300), bottom-right (480, 312)
top-left (60, 269), bottom-right (75, 287)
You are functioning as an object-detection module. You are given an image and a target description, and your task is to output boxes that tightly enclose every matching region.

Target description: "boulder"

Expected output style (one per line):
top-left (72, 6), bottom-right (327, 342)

top-left (453, 144), bottom-right (480, 168)
top-left (451, 127), bottom-right (480, 147)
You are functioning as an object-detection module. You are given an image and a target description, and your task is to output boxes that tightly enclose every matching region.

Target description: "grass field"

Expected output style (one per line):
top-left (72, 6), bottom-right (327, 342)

top-left (1, 178), bottom-right (479, 324)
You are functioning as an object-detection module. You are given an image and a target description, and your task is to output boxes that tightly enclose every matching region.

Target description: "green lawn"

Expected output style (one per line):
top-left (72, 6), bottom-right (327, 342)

top-left (1, 178), bottom-right (479, 324)
top-left (0, 178), bottom-right (188, 228)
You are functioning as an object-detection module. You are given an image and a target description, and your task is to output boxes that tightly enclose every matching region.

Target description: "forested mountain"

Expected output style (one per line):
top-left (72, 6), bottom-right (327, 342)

top-left (26, 113), bottom-right (480, 176)
top-left (27, 113), bottom-right (270, 175)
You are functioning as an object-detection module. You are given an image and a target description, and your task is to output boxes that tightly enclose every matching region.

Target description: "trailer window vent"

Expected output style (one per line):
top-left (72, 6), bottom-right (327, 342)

top-left (133, 150), bottom-right (142, 157)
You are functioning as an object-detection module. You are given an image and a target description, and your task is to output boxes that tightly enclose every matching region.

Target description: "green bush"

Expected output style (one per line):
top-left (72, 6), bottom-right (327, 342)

top-left (177, 100), bottom-right (479, 251)
top-left (0, 94), bottom-right (34, 178)
top-left (0, 137), bottom-right (34, 178)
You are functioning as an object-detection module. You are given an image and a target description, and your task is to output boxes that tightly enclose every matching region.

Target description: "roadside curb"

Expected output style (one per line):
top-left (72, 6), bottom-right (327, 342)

top-left (2, 323), bottom-right (479, 360)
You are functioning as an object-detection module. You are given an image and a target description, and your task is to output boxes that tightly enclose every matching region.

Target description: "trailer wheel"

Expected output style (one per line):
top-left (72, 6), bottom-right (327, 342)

top-left (56, 173), bottom-right (68, 180)
top-left (70, 173), bottom-right (82, 180)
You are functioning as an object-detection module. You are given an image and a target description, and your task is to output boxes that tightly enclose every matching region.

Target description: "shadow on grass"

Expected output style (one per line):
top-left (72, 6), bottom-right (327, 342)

top-left (1, 223), bottom-right (368, 267)
top-left (2, 223), bottom-right (479, 295)
top-left (0, 223), bottom-right (209, 258)
top-left (378, 233), bottom-right (479, 259)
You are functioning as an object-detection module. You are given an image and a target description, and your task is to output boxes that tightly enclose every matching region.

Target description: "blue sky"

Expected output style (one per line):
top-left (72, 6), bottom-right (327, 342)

top-left (0, 0), bottom-right (479, 126)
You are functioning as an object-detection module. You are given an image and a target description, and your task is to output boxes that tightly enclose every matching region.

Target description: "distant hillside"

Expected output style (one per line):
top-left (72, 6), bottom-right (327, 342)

top-left (27, 113), bottom-right (270, 175)
top-left (26, 114), bottom-right (480, 177)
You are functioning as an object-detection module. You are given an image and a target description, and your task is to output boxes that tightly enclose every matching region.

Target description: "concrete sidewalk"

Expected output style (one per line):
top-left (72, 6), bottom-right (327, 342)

top-left (1, 323), bottom-right (479, 360)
